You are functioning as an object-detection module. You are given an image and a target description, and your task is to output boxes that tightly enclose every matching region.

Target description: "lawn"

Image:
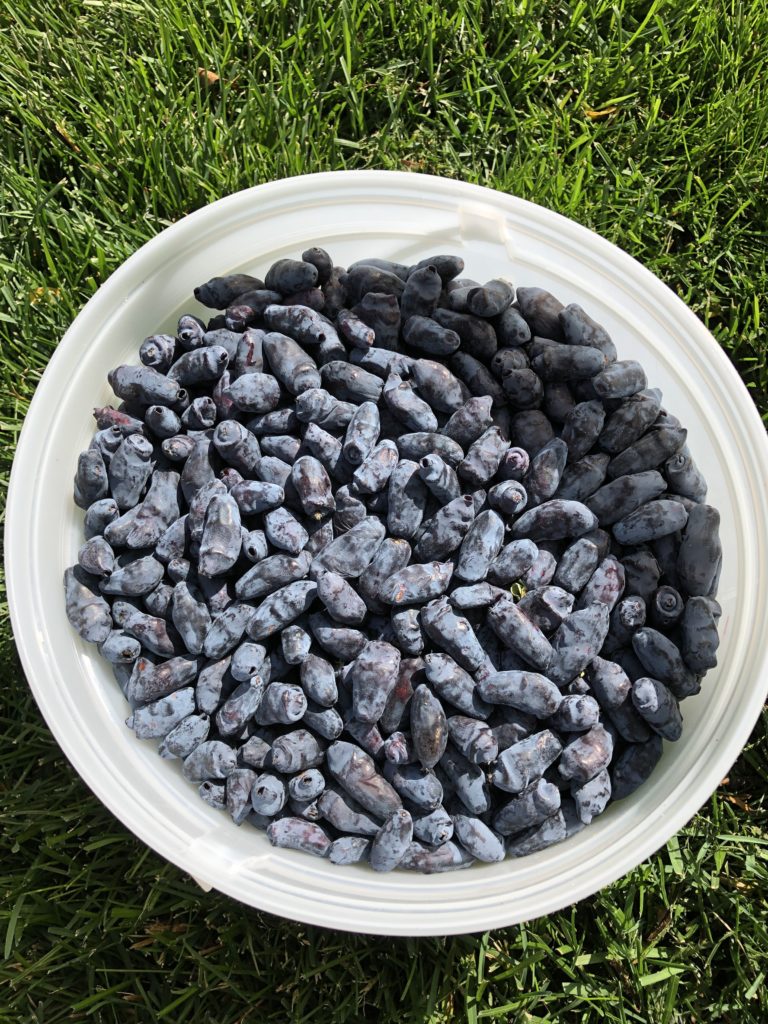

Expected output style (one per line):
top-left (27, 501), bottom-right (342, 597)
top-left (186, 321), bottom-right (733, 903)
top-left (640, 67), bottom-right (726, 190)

top-left (1, 0), bottom-right (767, 1020)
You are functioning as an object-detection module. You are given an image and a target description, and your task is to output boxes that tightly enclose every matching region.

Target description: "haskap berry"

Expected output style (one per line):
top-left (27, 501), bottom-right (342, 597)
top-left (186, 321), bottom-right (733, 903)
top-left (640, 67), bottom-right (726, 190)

top-left (64, 248), bottom-right (721, 872)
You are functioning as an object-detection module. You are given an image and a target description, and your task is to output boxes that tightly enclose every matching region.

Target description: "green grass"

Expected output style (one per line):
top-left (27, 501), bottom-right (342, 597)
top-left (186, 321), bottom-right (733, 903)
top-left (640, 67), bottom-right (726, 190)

top-left (1, 0), bottom-right (767, 1020)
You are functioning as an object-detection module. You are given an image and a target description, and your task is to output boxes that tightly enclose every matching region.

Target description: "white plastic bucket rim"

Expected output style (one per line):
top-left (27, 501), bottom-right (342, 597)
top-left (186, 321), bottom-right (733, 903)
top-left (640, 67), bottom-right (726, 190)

top-left (6, 170), bottom-right (768, 936)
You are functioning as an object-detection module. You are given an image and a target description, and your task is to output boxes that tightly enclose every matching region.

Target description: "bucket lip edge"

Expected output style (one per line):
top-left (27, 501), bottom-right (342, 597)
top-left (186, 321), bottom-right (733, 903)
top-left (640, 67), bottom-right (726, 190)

top-left (6, 170), bottom-right (768, 936)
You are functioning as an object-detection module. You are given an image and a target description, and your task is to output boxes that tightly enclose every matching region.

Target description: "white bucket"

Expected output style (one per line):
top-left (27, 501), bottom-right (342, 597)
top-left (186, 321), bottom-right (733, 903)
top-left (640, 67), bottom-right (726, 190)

top-left (7, 171), bottom-right (768, 936)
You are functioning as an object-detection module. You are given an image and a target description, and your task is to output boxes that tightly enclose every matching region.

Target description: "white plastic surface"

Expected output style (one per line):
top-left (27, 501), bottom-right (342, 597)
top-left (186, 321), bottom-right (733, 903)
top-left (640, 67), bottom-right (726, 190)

top-left (6, 171), bottom-right (768, 936)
